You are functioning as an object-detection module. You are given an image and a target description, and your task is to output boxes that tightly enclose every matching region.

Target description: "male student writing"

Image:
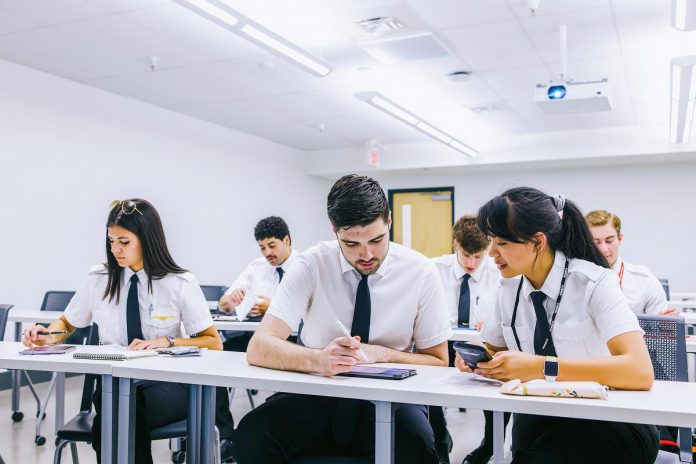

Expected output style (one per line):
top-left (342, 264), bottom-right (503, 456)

top-left (233, 174), bottom-right (451, 464)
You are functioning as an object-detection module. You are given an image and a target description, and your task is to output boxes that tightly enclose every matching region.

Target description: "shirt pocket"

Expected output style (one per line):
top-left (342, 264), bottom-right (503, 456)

top-left (146, 309), bottom-right (181, 338)
top-left (551, 319), bottom-right (594, 359)
top-left (501, 324), bottom-right (530, 352)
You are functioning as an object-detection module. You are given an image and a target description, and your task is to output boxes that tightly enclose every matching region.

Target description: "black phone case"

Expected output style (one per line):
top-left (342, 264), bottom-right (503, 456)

top-left (452, 342), bottom-right (491, 369)
top-left (338, 369), bottom-right (416, 380)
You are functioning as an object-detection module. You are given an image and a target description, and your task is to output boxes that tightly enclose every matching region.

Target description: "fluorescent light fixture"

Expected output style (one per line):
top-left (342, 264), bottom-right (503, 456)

top-left (672, 0), bottom-right (696, 31)
top-left (171, 0), bottom-right (333, 77)
top-left (670, 55), bottom-right (696, 143)
top-left (355, 91), bottom-right (478, 157)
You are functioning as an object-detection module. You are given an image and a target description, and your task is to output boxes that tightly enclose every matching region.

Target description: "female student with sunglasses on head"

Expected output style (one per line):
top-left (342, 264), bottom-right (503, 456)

top-left (23, 198), bottom-right (223, 464)
top-left (454, 187), bottom-right (659, 464)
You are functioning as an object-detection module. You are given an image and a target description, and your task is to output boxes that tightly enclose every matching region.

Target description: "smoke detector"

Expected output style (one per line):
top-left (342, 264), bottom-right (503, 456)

top-left (356, 16), bottom-right (404, 35)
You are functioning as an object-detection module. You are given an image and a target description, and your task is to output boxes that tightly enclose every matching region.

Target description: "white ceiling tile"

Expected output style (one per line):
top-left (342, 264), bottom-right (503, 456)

top-left (0, 28), bottom-right (143, 80)
top-left (480, 64), bottom-right (551, 100)
top-left (0, 9), bottom-right (41, 35)
top-left (0, 0), bottom-right (110, 26)
top-left (507, 97), bottom-right (583, 132)
top-left (576, 90), bottom-right (636, 128)
top-left (86, 0), bottom-right (168, 13)
top-left (507, 0), bottom-right (610, 18)
top-left (122, 4), bottom-right (266, 61)
top-left (560, 57), bottom-right (629, 91)
top-left (241, 121), bottom-right (329, 143)
top-left (175, 100), bottom-right (291, 128)
top-left (251, 94), bottom-right (339, 122)
top-left (425, 74), bottom-right (503, 106)
top-left (284, 137), bottom-right (360, 151)
top-left (518, 7), bottom-right (621, 63)
top-left (442, 20), bottom-right (542, 70)
top-left (50, 15), bottom-right (213, 71)
top-left (406, 0), bottom-right (514, 29)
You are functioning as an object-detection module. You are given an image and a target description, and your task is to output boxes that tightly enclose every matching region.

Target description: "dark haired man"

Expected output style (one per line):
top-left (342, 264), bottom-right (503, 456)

top-left (234, 174), bottom-right (451, 464)
top-left (215, 216), bottom-right (297, 461)
top-left (430, 215), bottom-right (504, 464)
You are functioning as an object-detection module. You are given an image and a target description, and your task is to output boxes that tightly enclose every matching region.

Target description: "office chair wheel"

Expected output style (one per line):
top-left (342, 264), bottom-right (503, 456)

top-left (35, 435), bottom-right (46, 446)
top-left (171, 451), bottom-right (186, 463)
top-left (35, 411), bottom-right (47, 420)
top-left (250, 389), bottom-right (258, 395)
top-left (11, 411), bottom-right (23, 422)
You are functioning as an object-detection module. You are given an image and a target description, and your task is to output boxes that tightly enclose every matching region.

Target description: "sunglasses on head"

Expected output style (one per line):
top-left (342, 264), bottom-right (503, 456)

top-left (109, 200), bottom-right (143, 216)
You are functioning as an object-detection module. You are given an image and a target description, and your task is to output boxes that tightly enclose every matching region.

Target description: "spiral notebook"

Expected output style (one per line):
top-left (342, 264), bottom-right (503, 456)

top-left (73, 345), bottom-right (159, 361)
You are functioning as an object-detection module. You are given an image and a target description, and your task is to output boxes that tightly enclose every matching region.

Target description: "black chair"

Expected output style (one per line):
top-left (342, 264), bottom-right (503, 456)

top-left (289, 458), bottom-right (371, 464)
top-left (19, 291), bottom-right (90, 445)
top-left (0, 304), bottom-right (13, 464)
top-left (658, 279), bottom-right (671, 300)
top-left (637, 315), bottom-right (693, 464)
top-left (200, 285), bottom-right (227, 310)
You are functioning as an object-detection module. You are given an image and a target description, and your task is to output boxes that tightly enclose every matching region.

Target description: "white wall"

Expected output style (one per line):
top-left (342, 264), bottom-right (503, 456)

top-left (375, 161), bottom-right (696, 293)
top-left (0, 59), bottom-right (333, 317)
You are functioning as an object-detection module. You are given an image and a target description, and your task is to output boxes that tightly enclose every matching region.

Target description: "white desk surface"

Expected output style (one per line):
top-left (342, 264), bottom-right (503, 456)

top-left (213, 320), bottom-right (261, 331)
top-left (8, 310), bottom-right (58, 324)
top-left (112, 350), bottom-right (696, 429)
top-left (0, 342), bottom-right (114, 375)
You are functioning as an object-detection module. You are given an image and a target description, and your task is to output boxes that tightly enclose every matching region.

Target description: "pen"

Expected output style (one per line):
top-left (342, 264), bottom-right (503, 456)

top-left (335, 320), bottom-right (369, 363)
top-left (37, 331), bottom-right (67, 335)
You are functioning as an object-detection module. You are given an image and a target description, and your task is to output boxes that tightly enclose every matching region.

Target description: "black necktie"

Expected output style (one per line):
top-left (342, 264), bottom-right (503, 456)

top-left (351, 274), bottom-right (371, 343)
top-left (276, 267), bottom-right (285, 282)
top-left (531, 291), bottom-right (556, 356)
top-left (126, 274), bottom-right (143, 344)
top-left (457, 274), bottom-right (472, 326)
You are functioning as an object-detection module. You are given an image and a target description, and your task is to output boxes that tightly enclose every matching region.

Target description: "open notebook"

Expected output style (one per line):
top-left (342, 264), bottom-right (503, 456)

top-left (73, 345), bottom-right (159, 361)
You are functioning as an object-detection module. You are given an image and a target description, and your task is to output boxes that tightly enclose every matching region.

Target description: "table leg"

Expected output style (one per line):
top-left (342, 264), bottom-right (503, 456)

top-left (200, 385), bottom-right (215, 463)
top-left (55, 372), bottom-right (65, 430)
top-left (101, 374), bottom-right (114, 464)
top-left (186, 384), bottom-right (200, 464)
top-left (493, 410), bottom-right (505, 464)
top-left (373, 401), bottom-right (395, 464)
top-left (117, 378), bottom-right (135, 464)
top-left (11, 322), bottom-right (22, 419)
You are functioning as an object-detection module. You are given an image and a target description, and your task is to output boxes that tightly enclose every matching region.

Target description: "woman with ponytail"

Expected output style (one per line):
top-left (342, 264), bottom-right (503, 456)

top-left (455, 187), bottom-right (658, 463)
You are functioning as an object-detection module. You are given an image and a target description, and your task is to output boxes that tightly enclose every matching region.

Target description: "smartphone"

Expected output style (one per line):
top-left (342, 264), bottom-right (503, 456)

top-left (452, 341), bottom-right (492, 370)
top-left (337, 366), bottom-right (417, 380)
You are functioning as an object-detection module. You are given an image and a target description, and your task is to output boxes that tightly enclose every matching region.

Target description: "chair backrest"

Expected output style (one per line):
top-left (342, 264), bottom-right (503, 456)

top-left (79, 323), bottom-right (100, 413)
top-left (637, 314), bottom-right (687, 382)
top-left (40, 291), bottom-right (76, 312)
top-left (658, 278), bottom-right (670, 300)
top-left (200, 285), bottom-right (226, 303)
top-left (0, 304), bottom-right (14, 342)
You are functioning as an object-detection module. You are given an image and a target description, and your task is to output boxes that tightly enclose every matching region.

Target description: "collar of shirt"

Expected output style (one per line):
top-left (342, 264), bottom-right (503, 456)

top-left (453, 254), bottom-right (486, 283)
top-left (338, 242), bottom-right (390, 279)
top-left (521, 249), bottom-right (567, 303)
top-left (611, 256), bottom-right (623, 273)
top-left (122, 267), bottom-right (146, 287)
top-left (277, 248), bottom-right (298, 272)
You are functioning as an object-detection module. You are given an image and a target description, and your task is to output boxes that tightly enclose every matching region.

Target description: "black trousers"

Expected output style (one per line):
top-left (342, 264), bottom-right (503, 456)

top-left (92, 379), bottom-right (188, 464)
top-left (233, 392), bottom-right (439, 464)
top-left (511, 414), bottom-right (660, 464)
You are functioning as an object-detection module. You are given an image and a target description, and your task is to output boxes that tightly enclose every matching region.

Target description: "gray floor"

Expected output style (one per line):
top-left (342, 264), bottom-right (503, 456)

top-left (0, 375), bottom-right (499, 463)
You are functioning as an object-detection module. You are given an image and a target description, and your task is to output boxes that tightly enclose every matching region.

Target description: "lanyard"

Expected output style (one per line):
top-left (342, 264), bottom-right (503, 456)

top-left (510, 258), bottom-right (570, 352)
top-left (617, 261), bottom-right (625, 288)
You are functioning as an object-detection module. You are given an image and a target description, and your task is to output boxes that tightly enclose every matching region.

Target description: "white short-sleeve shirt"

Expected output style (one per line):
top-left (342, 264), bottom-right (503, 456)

top-left (482, 250), bottom-right (642, 359)
top-left (612, 257), bottom-right (667, 315)
top-left (64, 265), bottom-right (214, 346)
top-left (266, 241), bottom-right (452, 352)
top-left (223, 249), bottom-right (299, 302)
top-left (431, 254), bottom-right (501, 327)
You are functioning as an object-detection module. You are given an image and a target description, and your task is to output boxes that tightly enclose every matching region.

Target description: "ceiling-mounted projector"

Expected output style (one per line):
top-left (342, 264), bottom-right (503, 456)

top-left (535, 79), bottom-right (613, 114)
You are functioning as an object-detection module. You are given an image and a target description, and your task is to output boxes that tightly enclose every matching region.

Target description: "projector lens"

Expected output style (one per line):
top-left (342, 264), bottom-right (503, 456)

top-left (548, 85), bottom-right (566, 99)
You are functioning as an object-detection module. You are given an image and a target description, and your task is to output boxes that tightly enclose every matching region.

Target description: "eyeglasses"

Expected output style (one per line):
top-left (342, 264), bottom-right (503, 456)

top-left (109, 200), bottom-right (143, 216)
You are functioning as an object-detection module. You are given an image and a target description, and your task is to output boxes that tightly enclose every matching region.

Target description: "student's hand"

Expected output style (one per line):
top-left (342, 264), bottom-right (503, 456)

top-left (228, 289), bottom-right (246, 307)
top-left (357, 339), bottom-right (382, 363)
top-left (474, 351), bottom-right (544, 382)
top-left (22, 325), bottom-right (52, 347)
top-left (315, 336), bottom-right (363, 376)
top-left (249, 296), bottom-right (271, 317)
top-left (474, 320), bottom-right (485, 331)
top-left (128, 337), bottom-right (169, 351)
top-left (454, 352), bottom-right (475, 374)
top-left (659, 307), bottom-right (679, 316)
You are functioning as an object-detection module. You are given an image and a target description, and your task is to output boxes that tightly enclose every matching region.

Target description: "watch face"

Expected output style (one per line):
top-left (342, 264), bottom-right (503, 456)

top-left (545, 360), bottom-right (559, 377)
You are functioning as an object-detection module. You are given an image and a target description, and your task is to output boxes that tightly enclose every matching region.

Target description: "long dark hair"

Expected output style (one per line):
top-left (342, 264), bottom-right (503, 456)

top-left (103, 198), bottom-right (186, 303)
top-left (477, 187), bottom-right (608, 268)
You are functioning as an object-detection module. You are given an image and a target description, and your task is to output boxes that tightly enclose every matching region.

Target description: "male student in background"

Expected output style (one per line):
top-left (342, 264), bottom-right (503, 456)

top-left (430, 215), bottom-right (505, 464)
top-left (214, 216), bottom-right (299, 461)
top-left (585, 209), bottom-right (675, 315)
top-left (234, 174), bottom-right (451, 464)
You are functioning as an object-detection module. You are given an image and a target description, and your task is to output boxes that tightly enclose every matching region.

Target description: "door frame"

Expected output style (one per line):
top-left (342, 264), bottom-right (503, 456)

top-left (387, 186), bottom-right (455, 242)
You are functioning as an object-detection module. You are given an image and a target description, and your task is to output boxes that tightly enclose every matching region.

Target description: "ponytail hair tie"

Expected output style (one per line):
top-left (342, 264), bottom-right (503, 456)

top-left (552, 194), bottom-right (565, 218)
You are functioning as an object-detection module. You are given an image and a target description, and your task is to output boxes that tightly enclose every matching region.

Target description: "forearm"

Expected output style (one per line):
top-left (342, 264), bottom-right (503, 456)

top-left (247, 332), bottom-right (319, 373)
top-left (556, 354), bottom-right (654, 390)
top-left (46, 316), bottom-right (76, 344)
top-left (174, 334), bottom-right (221, 350)
top-left (369, 344), bottom-right (448, 366)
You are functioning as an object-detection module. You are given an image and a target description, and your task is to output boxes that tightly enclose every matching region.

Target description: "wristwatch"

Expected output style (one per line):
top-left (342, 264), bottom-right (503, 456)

top-left (544, 356), bottom-right (558, 382)
top-left (166, 335), bottom-right (175, 348)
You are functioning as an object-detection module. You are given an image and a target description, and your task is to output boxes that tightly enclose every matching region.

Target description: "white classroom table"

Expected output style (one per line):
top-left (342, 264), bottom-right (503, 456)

top-left (0, 342), bottom-right (116, 463)
top-left (112, 350), bottom-right (696, 464)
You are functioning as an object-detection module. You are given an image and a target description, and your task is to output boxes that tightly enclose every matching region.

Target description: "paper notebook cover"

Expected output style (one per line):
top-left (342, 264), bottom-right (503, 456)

top-left (20, 345), bottom-right (76, 355)
top-left (501, 379), bottom-right (608, 400)
top-left (73, 345), bottom-right (159, 361)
